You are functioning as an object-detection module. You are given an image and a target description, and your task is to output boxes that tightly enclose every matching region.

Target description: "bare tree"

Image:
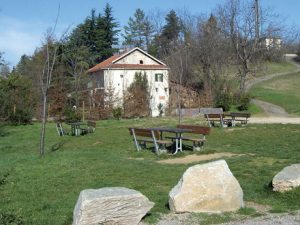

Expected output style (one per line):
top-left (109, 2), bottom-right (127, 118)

top-left (216, 0), bottom-right (283, 94)
top-left (164, 45), bottom-right (189, 124)
top-left (39, 8), bottom-right (68, 156)
top-left (39, 31), bottom-right (60, 157)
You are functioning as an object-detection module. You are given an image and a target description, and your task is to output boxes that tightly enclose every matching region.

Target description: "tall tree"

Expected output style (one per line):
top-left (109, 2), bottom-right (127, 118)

top-left (160, 10), bottom-right (181, 46)
top-left (123, 8), bottom-right (154, 50)
top-left (67, 4), bottom-right (119, 66)
top-left (97, 3), bottom-right (119, 61)
top-left (216, 0), bottom-right (281, 93)
top-left (39, 25), bottom-right (65, 156)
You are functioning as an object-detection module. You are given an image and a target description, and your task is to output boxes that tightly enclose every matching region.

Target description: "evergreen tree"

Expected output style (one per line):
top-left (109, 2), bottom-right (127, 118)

top-left (160, 10), bottom-right (181, 45)
top-left (98, 3), bottom-right (119, 61)
top-left (67, 4), bottom-right (119, 66)
top-left (123, 8), bottom-right (154, 50)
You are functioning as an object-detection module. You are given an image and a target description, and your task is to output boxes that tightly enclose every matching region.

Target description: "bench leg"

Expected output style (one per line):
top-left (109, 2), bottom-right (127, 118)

top-left (131, 129), bottom-right (141, 151)
top-left (151, 130), bottom-right (160, 155)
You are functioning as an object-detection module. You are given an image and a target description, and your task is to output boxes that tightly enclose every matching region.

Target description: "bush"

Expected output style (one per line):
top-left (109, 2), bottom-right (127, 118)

top-left (63, 107), bottom-right (81, 123)
top-left (8, 108), bottom-right (33, 125)
top-left (0, 75), bottom-right (35, 125)
top-left (237, 93), bottom-right (251, 111)
top-left (215, 92), bottom-right (232, 112)
top-left (112, 107), bottom-right (122, 120)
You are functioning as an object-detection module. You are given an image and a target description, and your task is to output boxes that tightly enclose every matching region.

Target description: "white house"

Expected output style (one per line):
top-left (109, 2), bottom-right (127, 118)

top-left (87, 47), bottom-right (169, 117)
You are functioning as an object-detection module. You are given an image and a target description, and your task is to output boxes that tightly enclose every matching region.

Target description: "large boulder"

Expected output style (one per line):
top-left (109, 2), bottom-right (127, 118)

top-left (73, 187), bottom-right (154, 225)
top-left (272, 164), bottom-right (300, 192)
top-left (169, 160), bottom-right (244, 213)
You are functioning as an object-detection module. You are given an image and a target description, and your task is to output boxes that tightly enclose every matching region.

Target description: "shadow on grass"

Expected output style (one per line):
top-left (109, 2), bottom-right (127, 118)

top-left (0, 123), bottom-right (9, 137)
top-left (50, 140), bottom-right (68, 152)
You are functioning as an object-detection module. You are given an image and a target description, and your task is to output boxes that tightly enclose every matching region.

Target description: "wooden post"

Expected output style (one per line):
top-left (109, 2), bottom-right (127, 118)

top-left (82, 101), bottom-right (85, 121)
top-left (13, 104), bottom-right (16, 115)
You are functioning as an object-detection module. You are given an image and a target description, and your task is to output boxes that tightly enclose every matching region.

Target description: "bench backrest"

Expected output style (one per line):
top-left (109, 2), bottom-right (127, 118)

top-left (177, 125), bottom-right (211, 135)
top-left (200, 107), bottom-right (223, 114)
top-left (87, 121), bottom-right (96, 128)
top-left (229, 112), bottom-right (251, 118)
top-left (205, 113), bottom-right (223, 119)
top-left (129, 128), bottom-right (160, 139)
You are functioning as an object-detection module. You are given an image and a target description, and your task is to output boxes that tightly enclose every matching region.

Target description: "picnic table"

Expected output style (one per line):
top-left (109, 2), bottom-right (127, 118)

top-left (147, 127), bottom-right (192, 154)
top-left (224, 112), bottom-right (251, 126)
top-left (67, 122), bottom-right (87, 136)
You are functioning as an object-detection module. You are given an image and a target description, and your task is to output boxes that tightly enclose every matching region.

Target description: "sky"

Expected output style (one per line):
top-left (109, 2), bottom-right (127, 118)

top-left (0, 0), bottom-right (299, 67)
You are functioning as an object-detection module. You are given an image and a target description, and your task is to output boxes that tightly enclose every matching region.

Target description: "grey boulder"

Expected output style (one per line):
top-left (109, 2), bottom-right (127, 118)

top-left (73, 187), bottom-right (154, 225)
top-left (273, 164), bottom-right (300, 192)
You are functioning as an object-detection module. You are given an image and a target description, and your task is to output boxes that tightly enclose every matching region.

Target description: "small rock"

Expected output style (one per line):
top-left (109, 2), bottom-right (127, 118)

top-left (169, 160), bottom-right (244, 213)
top-left (273, 164), bottom-right (300, 192)
top-left (73, 187), bottom-right (154, 225)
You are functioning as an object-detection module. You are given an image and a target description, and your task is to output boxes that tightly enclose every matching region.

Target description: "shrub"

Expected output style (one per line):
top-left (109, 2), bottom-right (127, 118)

top-left (215, 92), bottom-right (232, 112)
top-left (0, 75), bottom-right (35, 125)
top-left (112, 107), bottom-right (122, 120)
top-left (237, 93), bottom-right (251, 111)
top-left (157, 103), bottom-right (164, 117)
top-left (63, 107), bottom-right (81, 123)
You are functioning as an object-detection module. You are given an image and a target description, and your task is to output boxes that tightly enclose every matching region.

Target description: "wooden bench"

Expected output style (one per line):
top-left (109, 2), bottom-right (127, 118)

top-left (176, 125), bottom-right (211, 150)
top-left (227, 112), bottom-right (251, 126)
top-left (204, 113), bottom-right (227, 127)
top-left (87, 121), bottom-right (96, 133)
top-left (129, 128), bottom-right (172, 154)
top-left (81, 121), bottom-right (96, 134)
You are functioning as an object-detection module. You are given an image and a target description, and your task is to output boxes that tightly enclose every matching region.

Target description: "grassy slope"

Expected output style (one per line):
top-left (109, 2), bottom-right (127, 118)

top-left (250, 72), bottom-right (300, 116)
top-left (256, 61), bottom-right (298, 77)
top-left (1, 119), bottom-right (300, 224)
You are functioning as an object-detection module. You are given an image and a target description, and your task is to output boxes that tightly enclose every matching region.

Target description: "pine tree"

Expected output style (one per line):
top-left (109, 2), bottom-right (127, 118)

top-left (160, 10), bottom-right (181, 44)
top-left (123, 8), bottom-right (154, 50)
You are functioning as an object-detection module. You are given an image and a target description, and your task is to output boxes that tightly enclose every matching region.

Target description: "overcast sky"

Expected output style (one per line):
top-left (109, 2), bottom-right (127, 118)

top-left (0, 0), bottom-right (299, 67)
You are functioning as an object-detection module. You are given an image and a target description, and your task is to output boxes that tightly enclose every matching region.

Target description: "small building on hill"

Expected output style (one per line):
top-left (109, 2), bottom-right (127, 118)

top-left (87, 47), bottom-right (169, 117)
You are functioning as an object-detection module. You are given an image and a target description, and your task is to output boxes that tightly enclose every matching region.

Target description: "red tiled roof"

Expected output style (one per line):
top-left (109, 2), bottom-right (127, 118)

top-left (88, 48), bottom-right (169, 73)
top-left (107, 64), bottom-right (168, 69)
top-left (87, 55), bottom-right (121, 73)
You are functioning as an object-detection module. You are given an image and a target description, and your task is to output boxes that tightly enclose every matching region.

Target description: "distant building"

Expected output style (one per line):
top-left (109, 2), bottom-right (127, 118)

top-left (87, 47), bottom-right (169, 117)
top-left (265, 37), bottom-right (282, 50)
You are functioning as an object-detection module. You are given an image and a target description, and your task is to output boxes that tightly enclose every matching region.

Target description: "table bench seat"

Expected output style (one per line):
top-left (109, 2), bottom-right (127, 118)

top-left (176, 125), bottom-right (210, 151)
top-left (129, 128), bottom-right (172, 154)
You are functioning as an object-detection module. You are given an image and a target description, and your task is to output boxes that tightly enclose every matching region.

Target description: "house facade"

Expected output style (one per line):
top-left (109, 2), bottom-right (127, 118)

top-left (87, 47), bottom-right (169, 117)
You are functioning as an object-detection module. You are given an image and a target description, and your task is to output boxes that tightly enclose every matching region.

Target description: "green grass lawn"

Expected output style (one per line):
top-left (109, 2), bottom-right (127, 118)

top-left (1, 119), bottom-right (300, 224)
top-left (250, 72), bottom-right (300, 116)
top-left (256, 61), bottom-right (298, 77)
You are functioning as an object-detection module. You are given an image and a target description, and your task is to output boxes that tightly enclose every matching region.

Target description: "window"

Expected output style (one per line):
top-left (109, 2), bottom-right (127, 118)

top-left (139, 60), bottom-right (143, 64)
top-left (155, 88), bottom-right (158, 92)
top-left (155, 73), bottom-right (163, 82)
top-left (165, 88), bottom-right (168, 93)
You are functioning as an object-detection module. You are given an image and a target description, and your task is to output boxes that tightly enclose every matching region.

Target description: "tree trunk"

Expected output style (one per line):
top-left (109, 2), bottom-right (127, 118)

top-left (39, 94), bottom-right (48, 157)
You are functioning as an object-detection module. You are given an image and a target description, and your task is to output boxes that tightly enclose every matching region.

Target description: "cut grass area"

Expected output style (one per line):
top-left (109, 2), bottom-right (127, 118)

top-left (230, 103), bottom-right (265, 116)
top-left (256, 61), bottom-right (298, 77)
top-left (0, 119), bottom-right (300, 224)
top-left (250, 72), bottom-right (300, 116)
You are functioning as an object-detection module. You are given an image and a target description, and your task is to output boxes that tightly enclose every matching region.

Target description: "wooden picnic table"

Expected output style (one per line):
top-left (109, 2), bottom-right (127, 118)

top-left (147, 127), bottom-right (192, 154)
top-left (67, 122), bottom-right (87, 136)
top-left (224, 112), bottom-right (251, 126)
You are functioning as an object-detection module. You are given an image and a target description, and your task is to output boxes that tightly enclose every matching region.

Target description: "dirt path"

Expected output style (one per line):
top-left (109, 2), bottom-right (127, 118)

top-left (245, 55), bottom-right (300, 92)
top-left (251, 99), bottom-right (290, 117)
top-left (158, 152), bottom-right (241, 164)
top-left (246, 56), bottom-right (300, 118)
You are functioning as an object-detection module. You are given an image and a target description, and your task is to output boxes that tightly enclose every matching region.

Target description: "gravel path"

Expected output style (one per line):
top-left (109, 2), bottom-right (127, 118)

top-left (245, 56), bottom-right (300, 92)
top-left (251, 99), bottom-right (290, 117)
top-left (249, 117), bottom-right (300, 124)
top-left (220, 212), bottom-right (300, 225)
top-left (247, 56), bottom-right (300, 119)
